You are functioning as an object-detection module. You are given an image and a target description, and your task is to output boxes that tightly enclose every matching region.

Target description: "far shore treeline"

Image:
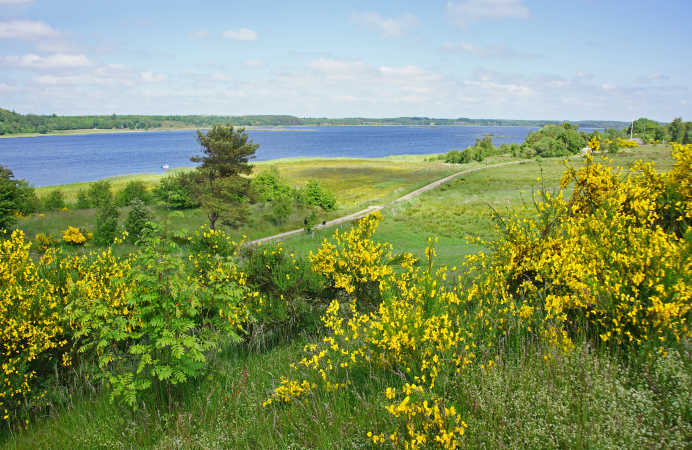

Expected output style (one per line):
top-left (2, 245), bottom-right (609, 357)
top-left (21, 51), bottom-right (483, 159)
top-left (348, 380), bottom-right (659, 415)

top-left (0, 107), bottom-right (633, 136)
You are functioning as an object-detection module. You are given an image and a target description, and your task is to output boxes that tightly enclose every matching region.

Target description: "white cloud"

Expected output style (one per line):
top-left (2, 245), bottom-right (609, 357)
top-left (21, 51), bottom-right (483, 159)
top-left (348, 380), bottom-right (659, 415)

top-left (140, 71), bottom-right (168, 82)
top-left (0, 82), bottom-right (18, 92)
top-left (379, 65), bottom-right (440, 82)
top-left (447, 0), bottom-right (529, 27)
top-left (636, 72), bottom-right (670, 83)
top-left (0, 0), bottom-right (33, 4)
top-left (34, 39), bottom-right (77, 53)
top-left (189, 30), bottom-right (209, 40)
top-left (442, 41), bottom-right (538, 59)
top-left (242, 58), bottom-right (264, 68)
top-left (0, 53), bottom-right (90, 69)
top-left (210, 73), bottom-right (233, 82)
top-left (33, 64), bottom-right (137, 87)
top-left (222, 28), bottom-right (257, 41)
top-left (352, 12), bottom-right (418, 38)
top-left (310, 58), bottom-right (367, 75)
top-left (0, 20), bottom-right (58, 40)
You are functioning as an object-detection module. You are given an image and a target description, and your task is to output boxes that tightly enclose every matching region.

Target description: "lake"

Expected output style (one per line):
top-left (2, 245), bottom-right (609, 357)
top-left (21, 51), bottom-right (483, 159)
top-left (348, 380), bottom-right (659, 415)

top-left (0, 126), bottom-right (542, 187)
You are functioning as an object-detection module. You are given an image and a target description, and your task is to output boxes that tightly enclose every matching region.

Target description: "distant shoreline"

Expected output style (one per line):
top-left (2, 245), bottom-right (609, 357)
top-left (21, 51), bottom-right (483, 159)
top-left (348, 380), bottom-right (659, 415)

top-left (0, 126), bottom-right (324, 139)
top-left (0, 123), bottom-right (614, 139)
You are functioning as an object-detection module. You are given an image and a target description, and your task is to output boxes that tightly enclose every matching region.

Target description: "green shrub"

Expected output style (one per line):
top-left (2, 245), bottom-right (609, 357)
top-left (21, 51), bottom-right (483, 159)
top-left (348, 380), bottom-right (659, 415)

top-left (251, 168), bottom-right (292, 202)
top-left (154, 171), bottom-right (199, 210)
top-left (444, 135), bottom-right (510, 164)
top-left (75, 189), bottom-right (91, 209)
top-left (15, 179), bottom-right (39, 216)
top-left (533, 136), bottom-right (567, 156)
top-left (42, 189), bottom-right (66, 211)
top-left (301, 179), bottom-right (336, 210)
top-left (444, 149), bottom-right (462, 163)
top-left (94, 201), bottom-right (119, 245)
top-left (0, 166), bottom-right (37, 229)
top-left (241, 242), bottom-right (327, 348)
top-left (69, 239), bottom-right (247, 407)
top-left (124, 199), bottom-right (154, 243)
top-left (115, 181), bottom-right (151, 207)
top-left (270, 194), bottom-right (293, 225)
top-left (521, 123), bottom-right (586, 157)
top-left (187, 225), bottom-right (236, 257)
top-left (87, 180), bottom-right (113, 208)
top-left (33, 232), bottom-right (56, 252)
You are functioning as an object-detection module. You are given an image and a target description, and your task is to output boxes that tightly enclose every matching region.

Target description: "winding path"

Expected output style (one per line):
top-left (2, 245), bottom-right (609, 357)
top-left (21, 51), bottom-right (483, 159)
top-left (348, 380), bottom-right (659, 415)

top-left (247, 159), bottom-right (528, 246)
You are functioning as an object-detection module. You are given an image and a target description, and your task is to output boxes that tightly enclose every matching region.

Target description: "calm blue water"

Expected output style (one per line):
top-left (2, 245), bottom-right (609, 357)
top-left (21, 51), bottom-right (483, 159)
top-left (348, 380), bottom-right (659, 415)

top-left (0, 126), bottom-right (541, 187)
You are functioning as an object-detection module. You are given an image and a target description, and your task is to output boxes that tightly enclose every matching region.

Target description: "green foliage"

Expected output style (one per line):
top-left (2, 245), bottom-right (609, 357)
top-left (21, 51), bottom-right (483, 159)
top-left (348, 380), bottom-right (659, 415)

top-left (0, 108), bottom-right (629, 136)
top-left (270, 194), bottom-right (293, 225)
top-left (75, 189), bottom-right (91, 209)
top-left (522, 123), bottom-right (586, 157)
top-left (251, 167), bottom-right (292, 203)
top-left (0, 166), bottom-right (36, 229)
top-left (94, 201), bottom-right (119, 245)
top-left (241, 243), bottom-right (327, 347)
top-left (300, 179), bottom-right (336, 210)
top-left (42, 189), bottom-right (66, 211)
top-left (88, 180), bottom-right (113, 209)
top-left (251, 168), bottom-right (296, 224)
top-left (187, 225), bottom-right (237, 257)
top-left (303, 209), bottom-right (318, 233)
top-left (190, 125), bottom-right (258, 229)
top-left (444, 135), bottom-right (512, 164)
top-left (115, 181), bottom-right (151, 207)
top-left (154, 171), bottom-right (200, 210)
top-left (33, 231), bottom-right (56, 252)
top-left (124, 199), bottom-right (154, 243)
top-left (70, 239), bottom-right (246, 408)
top-left (606, 139), bottom-right (619, 154)
top-left (15, 180), bottom-right (39, 216)
top-left (627, 117), bottom-right (663, 142)
top-left (683, 122), bottom-right (692, 145)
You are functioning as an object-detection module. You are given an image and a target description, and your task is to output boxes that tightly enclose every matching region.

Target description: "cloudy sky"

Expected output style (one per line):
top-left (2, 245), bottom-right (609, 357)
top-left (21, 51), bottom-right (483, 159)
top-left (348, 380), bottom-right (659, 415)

top-left (0, 0), bottom-right (690, 121)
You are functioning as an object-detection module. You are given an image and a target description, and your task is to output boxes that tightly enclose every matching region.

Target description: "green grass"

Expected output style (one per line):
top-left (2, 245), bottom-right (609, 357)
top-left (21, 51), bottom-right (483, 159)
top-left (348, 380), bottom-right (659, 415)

top-left (24, 156), bottom-right (461, 247)
top-left (4, 338), bottom-right (688, 449)
top-left (273, 146), bottom-right (675, 267)
top-left (4, 144), bottom-right (687, 449)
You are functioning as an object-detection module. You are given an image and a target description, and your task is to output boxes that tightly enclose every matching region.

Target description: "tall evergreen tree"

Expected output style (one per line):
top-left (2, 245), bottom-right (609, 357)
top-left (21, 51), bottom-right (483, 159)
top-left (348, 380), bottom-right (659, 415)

top-left (190, 125), bottom-right (258, 229)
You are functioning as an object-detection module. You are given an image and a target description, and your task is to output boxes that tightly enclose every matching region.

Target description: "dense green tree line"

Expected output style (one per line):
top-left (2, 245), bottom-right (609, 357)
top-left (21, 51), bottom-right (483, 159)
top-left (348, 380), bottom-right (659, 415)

top-left (0, 107), bottom-right (631, 135)
top-left (625, 117), bottom-right (692, 144)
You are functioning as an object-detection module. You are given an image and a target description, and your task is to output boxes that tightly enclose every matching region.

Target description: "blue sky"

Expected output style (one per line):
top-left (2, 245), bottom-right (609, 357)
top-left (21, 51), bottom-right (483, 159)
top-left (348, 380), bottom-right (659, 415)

top-left (0, 0), bottom-right (690, 120)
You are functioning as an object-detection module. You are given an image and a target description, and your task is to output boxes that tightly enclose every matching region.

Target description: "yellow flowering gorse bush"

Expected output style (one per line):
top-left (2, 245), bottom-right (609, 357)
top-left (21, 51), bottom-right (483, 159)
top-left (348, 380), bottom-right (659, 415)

top-left (0, 231), bottom-right (70, 423)
top-left (1, 227), bottom-right (254, 422)
top-left (265, 145), bottom-right (691, 448)
top-left (61, 226), bottom-right (87, 245)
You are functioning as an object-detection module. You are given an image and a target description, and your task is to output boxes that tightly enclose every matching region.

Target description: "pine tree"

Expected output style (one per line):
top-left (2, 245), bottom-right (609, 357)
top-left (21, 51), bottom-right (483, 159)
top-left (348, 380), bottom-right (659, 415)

top-left (190, 125), bottom-right (258, 229)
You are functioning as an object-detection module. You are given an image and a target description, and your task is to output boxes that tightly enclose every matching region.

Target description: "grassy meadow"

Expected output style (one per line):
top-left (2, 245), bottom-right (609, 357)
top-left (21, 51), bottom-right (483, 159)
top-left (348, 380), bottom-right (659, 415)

top-left (23, 156), bottom-right (461, 246)
top-left (3, 144), bottom-right (690, 449)
top-left (282, 145), bottom-right (676, 265)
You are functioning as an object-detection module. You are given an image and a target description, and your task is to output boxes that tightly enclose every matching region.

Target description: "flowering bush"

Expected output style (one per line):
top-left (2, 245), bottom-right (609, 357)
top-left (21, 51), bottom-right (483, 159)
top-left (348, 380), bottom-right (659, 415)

top-left (309, 211), bottom-right (414, 308)
top-left (62, 226), bottom-right (87, 245)
top-left (2, 227), bottom-right (253, 423)
top-left (67, 238), bottom-right (248, 407)
top-left (34, 232), bottom-right (56, 252)
top-left (478, 148), bottom-right (691, 355)
top-left (187, 225), bottom-right (238, 257)
top-left (0, 231), bottom-right (71, 424)
top-left (241, 242), bottom-right (327, 347)
top-left (265, 146), bottom-right (691, 448)
top-left (266, 215), bottom-right (471, 448)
